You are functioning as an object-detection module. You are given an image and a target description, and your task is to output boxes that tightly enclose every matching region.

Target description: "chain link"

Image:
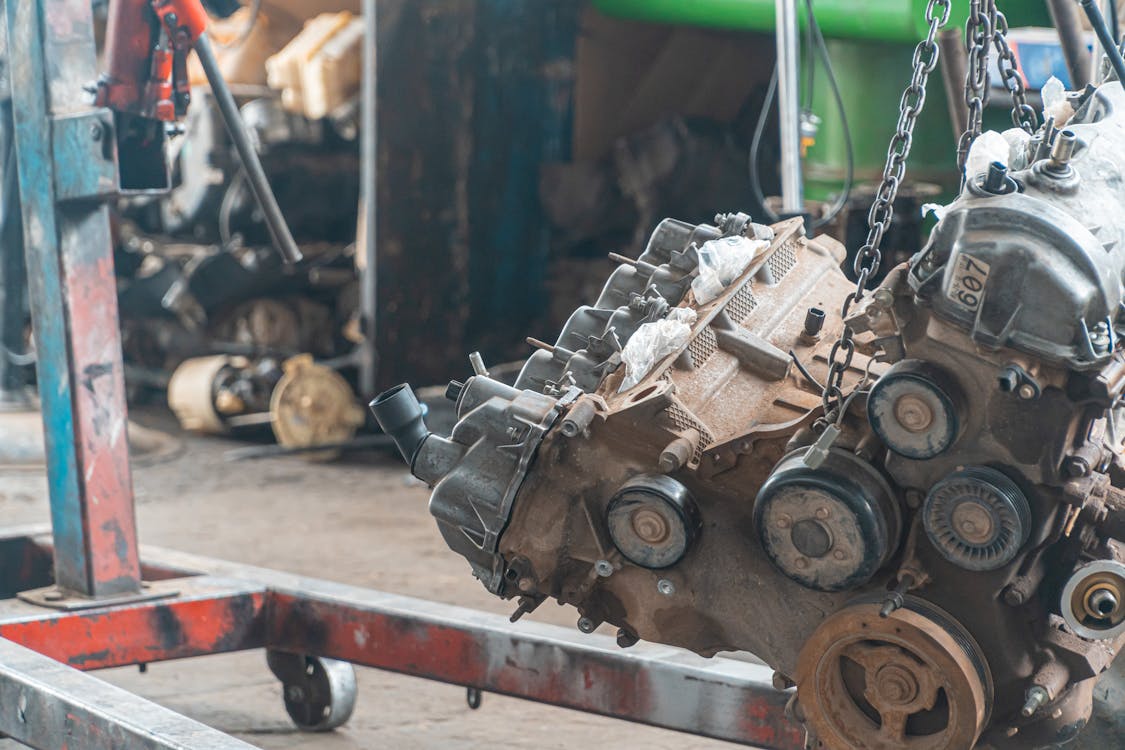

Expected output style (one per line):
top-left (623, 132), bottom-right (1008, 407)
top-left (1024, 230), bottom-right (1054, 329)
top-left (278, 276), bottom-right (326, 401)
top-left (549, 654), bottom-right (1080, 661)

top-left (992, 6), bottom-right (1038, 133)
top-left (957, 1), bottom-right (1038, 172)
top-left (821, 0), bottom-right (952, 415)
top-left (956, 0), bottom-right (991, 172)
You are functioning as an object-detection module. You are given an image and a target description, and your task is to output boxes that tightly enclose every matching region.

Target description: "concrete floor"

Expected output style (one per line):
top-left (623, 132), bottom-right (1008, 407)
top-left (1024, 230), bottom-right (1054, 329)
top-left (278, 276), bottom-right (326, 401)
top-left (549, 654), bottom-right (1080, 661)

top-left (0, 414), bottom-right (735, 749)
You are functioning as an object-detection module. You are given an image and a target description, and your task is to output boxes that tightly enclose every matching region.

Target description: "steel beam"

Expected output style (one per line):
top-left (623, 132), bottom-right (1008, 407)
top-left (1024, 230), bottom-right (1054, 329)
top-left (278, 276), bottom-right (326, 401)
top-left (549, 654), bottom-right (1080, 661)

top-left (0, 576), bottom-right (267, 670)
top-left (0, 636), bottom-right (257, 749)
top-left (0, 534), bottom-right (804, 749)
top-left (136, 544), bottom-right (808, 749)
top-left (267, 591), bottom-right (802, 748)
top-left (4, 0), bottom-right (140, 598)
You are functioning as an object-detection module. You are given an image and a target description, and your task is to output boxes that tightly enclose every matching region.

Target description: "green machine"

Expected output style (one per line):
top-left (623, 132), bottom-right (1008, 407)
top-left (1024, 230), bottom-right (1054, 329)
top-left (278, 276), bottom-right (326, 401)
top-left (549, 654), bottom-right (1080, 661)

top-left (593, 0), bottom-right (1055, 203)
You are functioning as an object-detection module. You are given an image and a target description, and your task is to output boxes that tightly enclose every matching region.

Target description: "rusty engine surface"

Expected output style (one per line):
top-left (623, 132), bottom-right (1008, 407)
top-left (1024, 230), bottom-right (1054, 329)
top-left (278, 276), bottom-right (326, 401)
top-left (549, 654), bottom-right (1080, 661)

top-left (373, 80), bottom-right (1125, 750)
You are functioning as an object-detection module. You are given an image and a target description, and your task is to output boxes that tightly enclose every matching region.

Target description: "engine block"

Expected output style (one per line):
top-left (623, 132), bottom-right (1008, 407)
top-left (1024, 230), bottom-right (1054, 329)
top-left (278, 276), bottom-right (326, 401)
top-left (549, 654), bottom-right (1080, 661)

top-left (373, 80), bottom-right (1125, 749)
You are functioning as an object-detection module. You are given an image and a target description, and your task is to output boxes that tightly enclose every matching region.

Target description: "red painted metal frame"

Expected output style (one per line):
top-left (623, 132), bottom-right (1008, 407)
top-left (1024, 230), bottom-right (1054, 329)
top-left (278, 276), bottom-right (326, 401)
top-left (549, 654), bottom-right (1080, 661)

top-left (0, 530), bottom-right (805, 749)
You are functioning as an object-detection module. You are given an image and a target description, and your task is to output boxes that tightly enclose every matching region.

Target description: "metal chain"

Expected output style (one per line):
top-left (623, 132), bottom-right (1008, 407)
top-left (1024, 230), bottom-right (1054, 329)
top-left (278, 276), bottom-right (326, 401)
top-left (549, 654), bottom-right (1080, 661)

top-left (821, 0), bottom-right (952, 415)
top-left (992, 5), bottom-right (1039, 133)
top-left (957, 0), bottom-right (1038, 172)
top-left (956, 0), bottom-right (992, 173)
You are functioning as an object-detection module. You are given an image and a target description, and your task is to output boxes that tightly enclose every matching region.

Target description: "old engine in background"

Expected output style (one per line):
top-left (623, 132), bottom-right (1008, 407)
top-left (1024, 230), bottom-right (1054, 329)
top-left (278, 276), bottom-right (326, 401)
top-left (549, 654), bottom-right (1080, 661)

top-left (374, 81), bottom-right (1125, 749)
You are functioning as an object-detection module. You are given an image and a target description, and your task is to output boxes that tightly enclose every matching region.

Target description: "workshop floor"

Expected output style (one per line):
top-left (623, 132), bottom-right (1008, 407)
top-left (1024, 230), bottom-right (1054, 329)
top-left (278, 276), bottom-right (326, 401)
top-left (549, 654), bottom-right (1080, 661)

top-left (0, 412), bottom-right (733, 750)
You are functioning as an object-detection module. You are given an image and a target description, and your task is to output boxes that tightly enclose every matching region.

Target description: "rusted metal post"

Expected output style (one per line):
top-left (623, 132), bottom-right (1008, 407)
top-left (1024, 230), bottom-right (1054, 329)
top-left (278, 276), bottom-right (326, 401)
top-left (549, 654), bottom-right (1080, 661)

top-left (4, 0), bottom-right (141, 597)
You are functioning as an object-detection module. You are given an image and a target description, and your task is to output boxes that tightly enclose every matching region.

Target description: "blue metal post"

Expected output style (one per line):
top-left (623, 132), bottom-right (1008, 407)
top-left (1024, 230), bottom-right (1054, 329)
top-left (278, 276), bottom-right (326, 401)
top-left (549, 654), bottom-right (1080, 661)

top-left (3, 0), bottom-right (141, 597)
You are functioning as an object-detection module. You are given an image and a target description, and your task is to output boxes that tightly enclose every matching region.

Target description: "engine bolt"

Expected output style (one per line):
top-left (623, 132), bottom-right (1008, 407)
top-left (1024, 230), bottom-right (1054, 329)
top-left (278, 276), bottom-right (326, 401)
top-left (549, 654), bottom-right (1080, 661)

top-left (1088, 587), bottom-right (1120, 619)
top-left (814, 507), bottom-right (831, 520)
top-left (1091, 321), bottom-right (1112, 354)
top-left (1021, 686), bottom-right (1050, 717)
top-left (616, 629), bottom-right (639, 648)
top-left (1064, 455), bottom-right (1092, 478)
top-left (594, 560), bottom-right (614, 578)
top-left (1002, 585), bottom-right (1026, 607)
top-left (794, 557), bottom-right (810, 570)
top-left (657, 579), bottom-right (676, 596)
top-left (1018, 383), bottom-right (1037, 400)
top-left (1047, 130), bottom-right (1077, 172)
top-left (894, 394), bottom-right (934, 433)
top-left (833, 549), bottom-right (847, 561)
top-left (577, 616), bottom-right (597, 634)
top-left (775, 514), bottom-right (793, 530)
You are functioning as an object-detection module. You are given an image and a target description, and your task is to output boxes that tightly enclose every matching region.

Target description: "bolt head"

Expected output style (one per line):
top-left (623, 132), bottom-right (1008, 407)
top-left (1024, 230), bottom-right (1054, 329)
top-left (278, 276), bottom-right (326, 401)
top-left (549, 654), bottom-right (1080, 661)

top-left (1018, 384), bottom-right (1037, 400)
top-left (894, 394), bottom-right (935, 433)
top-left (594, 560), bottom-right (614, 578)
top-left (1065, 455), bottom-right (1091, 478)
top-left (657, 579), bottom-right (676, 596)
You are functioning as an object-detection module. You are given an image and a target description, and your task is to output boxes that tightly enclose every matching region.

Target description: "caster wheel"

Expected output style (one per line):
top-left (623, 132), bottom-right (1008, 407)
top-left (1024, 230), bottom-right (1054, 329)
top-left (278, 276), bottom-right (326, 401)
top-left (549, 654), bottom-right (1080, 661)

top-left (267, 651), bottom-right (357, 732)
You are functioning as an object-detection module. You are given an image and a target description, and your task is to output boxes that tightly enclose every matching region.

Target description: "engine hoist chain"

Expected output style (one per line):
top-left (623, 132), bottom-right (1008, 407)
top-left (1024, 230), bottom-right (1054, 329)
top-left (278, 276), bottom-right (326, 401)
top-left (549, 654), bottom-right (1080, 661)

top-left (957, 0), bottom-right (992, 171)
top-left (822, 0), bottom-right (1033, 416)
top-left (991, 5), bottom-right (1038, 133)
top-left (958, 0), bottom-right (1039, 172)
top-left (821, 0), bottom-right (951, 415)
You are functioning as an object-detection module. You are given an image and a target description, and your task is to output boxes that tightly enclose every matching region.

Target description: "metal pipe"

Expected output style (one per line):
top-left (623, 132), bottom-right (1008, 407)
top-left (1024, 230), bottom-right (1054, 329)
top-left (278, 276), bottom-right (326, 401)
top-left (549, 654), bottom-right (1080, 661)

top-left (775, 0), bottom-right (803, 215)
top-left (0, 637), bottom-right (258, 750)
top-left (1047, 0), bottom-right (1092, 88)
top-left (358, 0), bottom-right (379, 398)
top-left (0, 101), bottom-right (30, 401)
top-left (1082, 0), bottom-right (1125, 86)
top-left (938, 28), bottom-right (970, 138)
top-left (193, 34), bottom-right (303, 265)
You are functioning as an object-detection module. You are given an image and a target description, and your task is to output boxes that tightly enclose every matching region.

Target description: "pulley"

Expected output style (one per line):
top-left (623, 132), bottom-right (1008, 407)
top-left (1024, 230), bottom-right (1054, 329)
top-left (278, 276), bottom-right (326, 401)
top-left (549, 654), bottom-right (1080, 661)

top-left (795, 597), bottom-right (992, 750)
top-left (1061, 560), bottom-right (1125, 640)
top-left (754, 450), bottom-right (901, 592)
top-left (868, 361), bottom-right (963, 460)
top-left (606, 475), bottom-right (701, 569)
top-left (923, 467), bottom-right (1031, 571)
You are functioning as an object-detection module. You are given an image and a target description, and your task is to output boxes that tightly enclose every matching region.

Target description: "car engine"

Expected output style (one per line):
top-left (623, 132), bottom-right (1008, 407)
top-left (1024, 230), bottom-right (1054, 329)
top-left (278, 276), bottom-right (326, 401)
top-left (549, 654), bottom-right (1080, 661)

top-left (373, 79), bottom-right (1125, 749)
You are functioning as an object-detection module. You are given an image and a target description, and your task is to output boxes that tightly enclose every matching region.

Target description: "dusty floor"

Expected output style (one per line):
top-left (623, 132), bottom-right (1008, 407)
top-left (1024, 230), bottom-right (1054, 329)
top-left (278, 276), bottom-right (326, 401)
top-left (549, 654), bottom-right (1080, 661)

top-left (0, 412), bottom-right (737, 750)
